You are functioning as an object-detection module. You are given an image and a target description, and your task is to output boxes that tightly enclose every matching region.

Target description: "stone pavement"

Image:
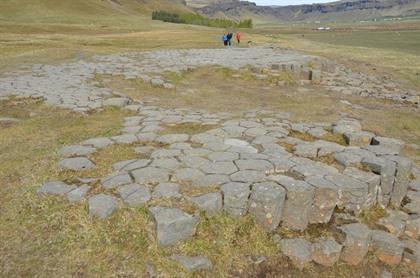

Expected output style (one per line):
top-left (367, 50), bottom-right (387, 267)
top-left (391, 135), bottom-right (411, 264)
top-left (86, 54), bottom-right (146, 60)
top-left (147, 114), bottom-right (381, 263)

top-left (37, 102), bottom-right (420, 271)
top-left (1, 48), bottom-right (418, 113)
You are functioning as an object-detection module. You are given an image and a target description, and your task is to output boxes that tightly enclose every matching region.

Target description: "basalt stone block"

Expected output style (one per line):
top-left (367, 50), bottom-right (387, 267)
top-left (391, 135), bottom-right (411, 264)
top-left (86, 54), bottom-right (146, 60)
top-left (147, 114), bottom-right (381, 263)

top-left (340, 223), bottom-right (371, 265)
top-left (117, 184), bottom-right (151, 207)
top-left (371, 230), bottom-right (404, 265)
top-left (280, 238), bottom-right (312, 270)
top-left (59, 145), bottom-right (96, 158)
top-left (333, 118), bottom-right (361, 135)
top-left (343, 167), bottom-right (380, 208)
top-left (377, 210), bottom-right (409, 237)
top-left (58, 157), bottom-right (95, 171)
top-left (343, 131), bottom-right (374, 147)
top-left (191, 192), bottom-right (222, 216)
top-left (405, 217), bottom-right (420, 240)
top-left (149, 206), bottom-right (199, 246)
top-left (305, 176), bottom-right (338, 224)
top-left (385, 155), bottom-right (412, 207)
top-left (361, 157), bottom-right (396, 207)
top-left (131, 167), bottom-right (171, 184)
top-left (311, 237), bottom-right (342, 267)
top-left (38, 181), bottom-right (76, 196)
top-left (88, 194), bottom-right (118, 219)
top-left (402, 239), bottom-right (420, 265)
top-left (248, 181), bottom-right (286, 232)
top-left (221, 182), bottom-right (251, 218)
top-left (101, 172), bottom-right (132, 189)
top-left (325, 174), bottom-right (368, 214)
top-left (275, 175), bottom-right (314, 231)
top-left (371, 136), bottom-right (404, 154)
top-left (66, 185), bottom-right (91, 203)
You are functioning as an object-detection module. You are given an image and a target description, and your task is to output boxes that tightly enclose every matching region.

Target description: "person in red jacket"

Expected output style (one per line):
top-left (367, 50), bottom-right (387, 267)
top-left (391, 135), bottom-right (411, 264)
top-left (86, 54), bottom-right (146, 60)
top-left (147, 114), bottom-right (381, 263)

top-left (236, 32), bottom-right (241, 45)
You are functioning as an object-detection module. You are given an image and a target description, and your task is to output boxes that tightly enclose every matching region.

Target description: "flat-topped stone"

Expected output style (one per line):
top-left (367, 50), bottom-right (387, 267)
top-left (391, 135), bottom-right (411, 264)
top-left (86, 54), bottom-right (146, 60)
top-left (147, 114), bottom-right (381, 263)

top-left (38, 181), bottom-right (76, 196)
top-left (58, 157), bottom-right (95, 171)
top-left (88, 194), bottom-right (118, 219)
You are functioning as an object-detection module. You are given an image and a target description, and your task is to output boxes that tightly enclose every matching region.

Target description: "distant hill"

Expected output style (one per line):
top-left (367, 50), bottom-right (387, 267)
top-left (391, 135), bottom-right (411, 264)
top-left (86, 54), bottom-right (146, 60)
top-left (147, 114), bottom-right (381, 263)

top-left (0, 0), bottom-right (191, 23)
top-left (190, 0), bottom-right (420, 22)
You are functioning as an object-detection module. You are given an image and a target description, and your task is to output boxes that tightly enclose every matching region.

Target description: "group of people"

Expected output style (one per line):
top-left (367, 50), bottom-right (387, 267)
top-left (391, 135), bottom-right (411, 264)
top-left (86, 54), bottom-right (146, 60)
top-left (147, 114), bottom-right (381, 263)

top-left (222, 32), bottom-right (241, 46)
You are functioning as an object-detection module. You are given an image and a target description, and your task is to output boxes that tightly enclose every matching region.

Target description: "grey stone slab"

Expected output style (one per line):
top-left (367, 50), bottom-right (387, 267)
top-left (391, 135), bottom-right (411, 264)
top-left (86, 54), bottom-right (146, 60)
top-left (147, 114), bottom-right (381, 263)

top-left (339, 223), bottom-right (371, 265)
top-left (101, 172), bottom-right (132, 189)
top-left (88, 194), bottom-right (118, 219)
top-left (310, 238), bottom-right (342, 267)
top-left (274, 175), bottom-right (314, 231)
top-left (371, 230), bottom-right (404, 265)
top-left (59, 145), bottom-right (96, 158)
top-left (305, 176), bottom-right (338, 224)
top-left (230, 170), bottom-right (265, 183)
top-left (172, 168), bottom-right (205, 183)
top-left (343, 167), bottom-right (380, 208)
top-left (38, 181), bottom-right (76, 196)
top-left (117, 183), bottom-right (151, 207)
top-left (195, 174), bottom-right (230, 187)
top-left (235, 159), bottom-right (274, 173)
top-left (248, 181), bottom-right (286, 232)
top-left (111, 134), bottom-right (138, 144)
top-left (132, 167), bottom-right (171, 184)
top-left (191, 192), bottom-right (223, 216)
top-left (112, 159), bottom-right (150, 172)
top-left (58, 157), bottom-right (95, 171)
top-left (155, 134), bottom-right (189, 144)
top-left (66, 185), bottom-right (91, 203)
top-left (221, 182), bottom-right (251, 218)
top-left (81, 137), bottom-right (114, 148)
top-left (200, 161), bottom-right (238, 175)
top-left (149, 206), bottom-right (199, 246)
top-left (153, 182), bottom-right (181, 199)
top-left (207, 151), bottom-right (239, 162)
top-left (280, 238), bottom-right (312, 270)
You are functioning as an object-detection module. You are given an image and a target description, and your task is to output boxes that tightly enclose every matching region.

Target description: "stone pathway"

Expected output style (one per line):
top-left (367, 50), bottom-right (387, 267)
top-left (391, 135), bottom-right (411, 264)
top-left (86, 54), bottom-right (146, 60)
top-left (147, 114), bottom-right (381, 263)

top-left (1, 48), bottom-right (418, 113)
top-left (37, 102), bottom-right (420, 271)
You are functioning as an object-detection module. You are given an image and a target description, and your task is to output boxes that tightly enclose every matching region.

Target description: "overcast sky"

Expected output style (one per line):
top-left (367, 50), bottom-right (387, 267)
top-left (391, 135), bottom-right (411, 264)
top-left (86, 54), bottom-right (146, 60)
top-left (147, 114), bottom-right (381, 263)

top-left (249, 0), bottom-right (337, 5)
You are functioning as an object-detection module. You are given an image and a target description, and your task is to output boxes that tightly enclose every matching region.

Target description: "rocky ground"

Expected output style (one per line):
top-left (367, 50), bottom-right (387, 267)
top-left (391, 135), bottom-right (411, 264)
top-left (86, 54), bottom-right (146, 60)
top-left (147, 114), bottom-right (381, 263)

top-left (2, 47), bottom-right (420, 275)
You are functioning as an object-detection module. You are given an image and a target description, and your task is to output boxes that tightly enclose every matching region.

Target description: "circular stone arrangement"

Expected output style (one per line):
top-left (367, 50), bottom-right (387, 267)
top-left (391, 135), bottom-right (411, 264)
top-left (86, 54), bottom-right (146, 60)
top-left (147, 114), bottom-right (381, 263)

top-left (37, 103), bottom-right (420, 272)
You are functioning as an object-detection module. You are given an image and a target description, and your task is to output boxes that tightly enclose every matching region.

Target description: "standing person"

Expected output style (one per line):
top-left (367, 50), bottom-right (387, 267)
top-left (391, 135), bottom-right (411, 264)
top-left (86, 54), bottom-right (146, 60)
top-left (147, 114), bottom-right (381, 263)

top-left (227, 33), bottom-right (233, 46)
top-left (222, 33), bottom-right (228, 46)
top-left (236, 32), bottom-right (241, 45)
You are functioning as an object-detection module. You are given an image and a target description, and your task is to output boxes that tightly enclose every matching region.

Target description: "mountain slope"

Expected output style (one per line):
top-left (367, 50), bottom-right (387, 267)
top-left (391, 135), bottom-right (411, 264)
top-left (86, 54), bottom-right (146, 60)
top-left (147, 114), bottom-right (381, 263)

top-left (195, 0), bottom-right (420, 22)
top-left (0, 0), bottom-right (191, 23)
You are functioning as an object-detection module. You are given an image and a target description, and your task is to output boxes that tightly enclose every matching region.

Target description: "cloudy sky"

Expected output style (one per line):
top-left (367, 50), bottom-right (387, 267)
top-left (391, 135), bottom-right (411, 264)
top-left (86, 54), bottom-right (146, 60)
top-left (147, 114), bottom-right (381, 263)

top-left (250, 0), bottom-right (337, 5)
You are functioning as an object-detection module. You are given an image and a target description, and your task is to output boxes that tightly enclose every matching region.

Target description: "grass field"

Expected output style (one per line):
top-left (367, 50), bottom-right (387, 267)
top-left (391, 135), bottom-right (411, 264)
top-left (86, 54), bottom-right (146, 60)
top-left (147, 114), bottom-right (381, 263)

top-left (1, 1), bottom-right (420, 277)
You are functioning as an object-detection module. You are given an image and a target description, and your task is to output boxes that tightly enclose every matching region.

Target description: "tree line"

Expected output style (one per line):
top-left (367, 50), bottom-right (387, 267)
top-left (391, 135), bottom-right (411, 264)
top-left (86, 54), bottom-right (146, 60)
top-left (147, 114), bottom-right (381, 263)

top-left (152, 11), bottom-right (253, 29)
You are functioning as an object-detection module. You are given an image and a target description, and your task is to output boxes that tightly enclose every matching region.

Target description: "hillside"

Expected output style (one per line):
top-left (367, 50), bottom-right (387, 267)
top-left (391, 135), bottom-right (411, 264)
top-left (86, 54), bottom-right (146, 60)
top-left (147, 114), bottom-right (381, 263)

top-left (194, 0), bottom-right (420, 22)
top-left (0, 0), bottom-right (191, 23)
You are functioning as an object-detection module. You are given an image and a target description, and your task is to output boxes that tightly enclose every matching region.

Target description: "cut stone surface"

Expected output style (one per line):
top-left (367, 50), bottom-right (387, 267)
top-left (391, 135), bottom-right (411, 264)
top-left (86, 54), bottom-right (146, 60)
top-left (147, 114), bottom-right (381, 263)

top-left (339, 223), bottom-right (371, 265)
top-left (111, 134), bottom-right (138, 144)
top-left (325, 173), bottom-right (368, 213)
top-left (343, 131), bottom-right (374, 147)
top-left (311, 237), bottom-right (342, 267)
top-left (117, 184), bottom-right (151, 207)
top-left (112, 159), bottom-right (150, 172)
top-left (81, 137), bottom-right (114, 148)
top-left (235, 159), bottom-right (274, 173)
top-left (103, 97), bottom-right (130, 107)
top-left (191, 192), bottom-right (223, 216)
top-left (153, 183), bottom-right (181, 199)
top-left (88, 194), bottom-right (118, 219)
top-left (149, 206), bottom-right (199, 246)
top-left (275, 175), bottom-right (314, 231)
top-left (342, 167), bottom-right (380, 209)
top-left (132, 167), bottom-right (171, 184)
top-left (333, 118), bottom-right (361, 134)
top-left (156, 134), bottom-right (189, 144)
top-left (371, 230), bottom-right (404, 265)
top-left (377, 210), bottom-right (409, 237)
top-left (101, 172), bottom-right (132, 189)
top-left (402, 239), bottom-right (420, 265)
top-left (172, 168), bottom-right (205, 183)
top-left (385, 155), bottom-right (412, 207)
top-left (59, 145), bottom-right (96, 158)
top-left (230, 170), bottom-right (265, 183)
top-left (171, 255), bottom-right (212, 272)
top-left (305, 176), bottom-right (338, 224)
top-left (280, 238), bottom-right (312, 270)
top-left (207, 151), bottom-right (239, 162)
top-left (195, 174), bottom-right (230, 187)
top-left (200, 161), bottom-right (238, 175)
top-left (248, 181), bottom-right (286, 232)
top-left (66, 185), bottom-right (91, 203)
top-left (221, 182), bottom-right (251, 218)
top-left (405, 217), bottom-right (420, 240)
top-left (371, 136), bottom-right (404, 154)
top-left (38, 181), bottom-right (76, 196)
top-left (58, 157), bottom-right (95, 171)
